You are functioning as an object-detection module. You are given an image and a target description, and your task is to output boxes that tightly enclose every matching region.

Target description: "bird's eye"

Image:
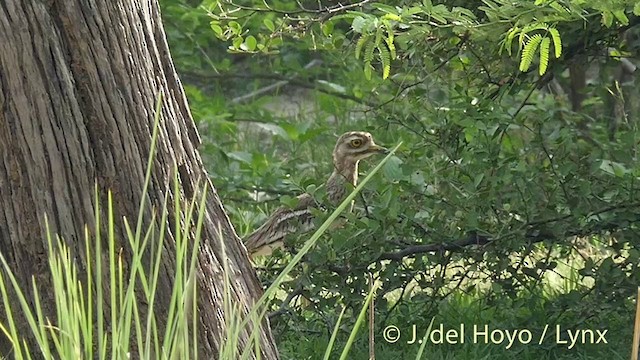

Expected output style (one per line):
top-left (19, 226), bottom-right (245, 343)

top-left (350, 139), bottom-right (363, 148)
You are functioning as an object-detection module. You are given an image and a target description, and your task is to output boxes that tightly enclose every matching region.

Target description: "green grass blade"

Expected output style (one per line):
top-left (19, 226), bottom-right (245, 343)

top-left (322, 305), bottom-right (347, 360)
top-left (414, 317), bottom-right (435, 359)
top-left (339, 282), bottom-right (378, 360)
top-left (0, 271), bottom-right (24, 360)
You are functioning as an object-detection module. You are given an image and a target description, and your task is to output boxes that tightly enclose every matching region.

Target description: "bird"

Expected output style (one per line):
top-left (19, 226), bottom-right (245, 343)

top-left (244, 131), bottom-right (388, 257)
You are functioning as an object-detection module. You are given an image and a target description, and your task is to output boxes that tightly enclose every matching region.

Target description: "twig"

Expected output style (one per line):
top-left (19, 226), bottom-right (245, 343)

top-left (379, 232), bottom-right (491, 261)
top-left (378, 201), bottom-right (640, 262)
top-left (216, 0), bottom-right (372, 17)
top-left (181, 70), bottom-right (377, 106)
top-left (375, 48), bottom-right (463, 110)
top-left (232, 60), bottom-right (323, 103)
top-left (268, 283), bottom-right (304, 318)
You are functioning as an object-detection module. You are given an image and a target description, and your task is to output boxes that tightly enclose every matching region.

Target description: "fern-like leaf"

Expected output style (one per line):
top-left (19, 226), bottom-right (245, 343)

top-left (364, 63), bottom-right (373, 80)
top-left (519, 34), bottom-right (543, 72)
top-left (548, 28), bottom-right (562, 58)
top-left (539, 36), bottom-right (550, 75)
top-left (374, 26), bottom-right (383, 51)
top-left (504, 26), bottom-right (520, 56)
top-left (383, 20), bottom-right (396, 59)
top-left (378, 44), bottom-right (391, 79)
top-left (364, 39), bottom-right (376, 64)
top-left (386, 35), bottom-right (396, 60)
top-left (355, 35), bottom-right (369, 60)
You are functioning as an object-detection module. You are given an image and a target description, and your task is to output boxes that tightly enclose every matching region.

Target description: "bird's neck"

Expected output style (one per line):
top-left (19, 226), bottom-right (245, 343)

top-left (326, 158), bottom-right (359, 205)
top-left (333, 157), bottom-right (359, 185)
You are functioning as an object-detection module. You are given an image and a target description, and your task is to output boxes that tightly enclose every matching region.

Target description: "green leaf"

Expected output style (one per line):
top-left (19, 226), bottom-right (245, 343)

top-left (322, 21), bottom-right (334, 37)
top-left (429, 6), bottom-right (448, 24)
top-left (244, 35), bottom-right (257, 51)
top-left (504, 26), bottom-right (520, 56)
top-left (382, 156), bottom-right (404, 181)
top-left (355, 35), bottom-right (369, 59)
top-left (210, 23), bottom-right (223, 37)
top-left (352, 16), bottom-right (368, 33)
top-left (228, 21), bottom-right (242, 35)
top-left (635, 2), bottom-right (640, 16)
top-left (263, 18), bottom-right (275, 32)
top-left (279, 195), bottom-right (298, 208)
top-left (387, 36), bottom-right (396, 59)
top-left (612, 9), bottom-right (629, 25)
top-left (227, 151), bottom-right (252, 164)
top-left (602, 11), bottom-right (613, 27)
top-left (548, 27), bottom-right (562, 58)
top-left (364, 63), bottom-right (373, 80)
top-left (378, 44), bottom-right (392, 79)
top-left (281, 123), bottom-right (299, 140)
top-left (374, 3), bottom-right (400, 13)
top-left (364, 39), bottom-right (376, 64)
top-left (474, 173), bottom-right (485, 188)
top-left (232, 36), bottom-right (243, 49)
top-left (374, 24), bottom-right (383, 50)
top-left (464, 127), bottom-right (476, 142)
top-left (539, 36), bottom-right (550, 75)
top-left (383, 20), bottom-right (396, 59)
top-left (549, 1), bottom-right (568, 14)
top-left (599, 160), bottom-right (628, 177)
top-left (519, 34), bottom-right (543, 72)
top-left (382, 13), bottom-right (401, 21)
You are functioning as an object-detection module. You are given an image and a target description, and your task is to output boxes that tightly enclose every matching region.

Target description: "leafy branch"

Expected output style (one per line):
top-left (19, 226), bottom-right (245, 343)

top-left (503, 23), bottom-right (563, 75)
top-left (378, 201), bottom-right (640, 261)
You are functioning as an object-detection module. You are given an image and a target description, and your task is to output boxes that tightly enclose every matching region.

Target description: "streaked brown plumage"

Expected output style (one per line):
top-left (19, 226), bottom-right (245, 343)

top-left (244, 131), bottom-right (387, 256)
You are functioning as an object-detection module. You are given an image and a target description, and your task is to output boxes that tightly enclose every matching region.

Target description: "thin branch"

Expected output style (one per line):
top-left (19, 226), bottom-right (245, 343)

top-left (510, 72), bottom-right (552, 119)
top-left (268, 283), bottom-right (304, 318)
top-left (379, 231), bottom-right (491, 261)
top-left (182, 69), bottom-right (377, 106)
top-left (376, 42), bottom-right (465, 110)
top-left (214, 0), bottom-right (373, 19)
top-left (467, 44), bottom-right (497, 85)
top-left (232, 60), bottom-right (323, 103)
top-left (378, 202), bottom-right (640, 262)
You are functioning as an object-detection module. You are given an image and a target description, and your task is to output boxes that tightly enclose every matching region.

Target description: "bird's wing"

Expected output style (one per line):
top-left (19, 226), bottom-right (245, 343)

top-left (244, 193), bottom-right (318, 256)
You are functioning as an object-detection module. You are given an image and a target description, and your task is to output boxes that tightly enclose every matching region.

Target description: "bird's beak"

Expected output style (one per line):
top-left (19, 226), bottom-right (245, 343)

top-left (370, 144), bottom-right (389, 154)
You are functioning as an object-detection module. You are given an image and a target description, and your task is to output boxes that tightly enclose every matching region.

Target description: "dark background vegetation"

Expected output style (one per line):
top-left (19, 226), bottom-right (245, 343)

top-left (160, 1), bottom-right (640, 358)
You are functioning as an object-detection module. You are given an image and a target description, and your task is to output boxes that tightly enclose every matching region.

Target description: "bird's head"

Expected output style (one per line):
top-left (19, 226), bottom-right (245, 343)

top-left (333, 131), bottom-right (388, 166)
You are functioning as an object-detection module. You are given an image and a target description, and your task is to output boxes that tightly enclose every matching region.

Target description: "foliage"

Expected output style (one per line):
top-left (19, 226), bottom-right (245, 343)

top-left (161, 0), bottom-right (640, 358)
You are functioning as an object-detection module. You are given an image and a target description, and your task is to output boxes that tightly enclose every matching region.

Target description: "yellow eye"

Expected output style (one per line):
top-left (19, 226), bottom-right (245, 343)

top-left (350, 138), bottom-right (363, 148)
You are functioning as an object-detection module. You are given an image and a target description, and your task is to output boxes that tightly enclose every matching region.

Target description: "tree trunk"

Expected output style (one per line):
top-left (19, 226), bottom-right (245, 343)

top-left (0, 1), bottom-right (278, 358)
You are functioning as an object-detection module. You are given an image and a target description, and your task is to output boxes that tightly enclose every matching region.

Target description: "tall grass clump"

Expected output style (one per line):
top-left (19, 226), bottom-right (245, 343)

top-left (0, 94), bottom-right (202, 359)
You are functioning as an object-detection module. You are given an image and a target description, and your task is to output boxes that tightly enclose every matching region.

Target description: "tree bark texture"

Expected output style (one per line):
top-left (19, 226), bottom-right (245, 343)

top-left (0, 1), bottom-right (278, 358)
